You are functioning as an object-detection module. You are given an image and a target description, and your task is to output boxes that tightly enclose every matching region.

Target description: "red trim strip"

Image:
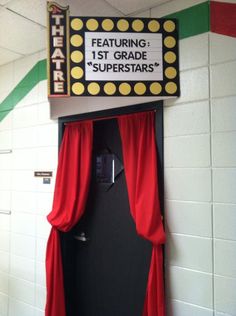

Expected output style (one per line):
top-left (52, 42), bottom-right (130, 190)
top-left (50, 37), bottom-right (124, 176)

top-left (211, 1), bottom-right (236, 38)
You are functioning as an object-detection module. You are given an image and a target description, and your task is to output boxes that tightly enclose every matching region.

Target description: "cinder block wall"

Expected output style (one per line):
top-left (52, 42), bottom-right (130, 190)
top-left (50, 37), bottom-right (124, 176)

top-left (0, 51), bottom-right (56, 316)
top-left (210, 31), bottom-right (236, 316)
top-left (163, 31), bottom-right (213, 315)
top-left (0, 1), bottom-right (235, 316)
top-left (163, 4), bottom-right (236, 315)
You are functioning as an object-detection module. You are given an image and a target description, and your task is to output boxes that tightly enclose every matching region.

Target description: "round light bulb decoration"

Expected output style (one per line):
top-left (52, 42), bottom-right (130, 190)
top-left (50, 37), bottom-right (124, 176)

top-left (71, 18), bottom-right (83, 31)
top-left (71, 67), bottom-right (84, 79)
top-left (148, 20), bottom-right (160, 32)
top-left (163, 20), bottom-right (176, 32)
top-left (134, 83), bottom-right (146, 95)
top-left (150, 82), bottom-right (162, 95)
top-left (165, 67), bottom-right (177, 79)
top-left (119, 83), bottom-right (131, 95)
top-left (165, 82), bottom-right (177, 94)
top-left (164, 51), bottom-right (176, 64)
top-left (117, 19), bottom-right (129, 32)
top-left (102, 19), bottom-right (114, 31)
top-left (88, 82), bottom-right (100, 95)
top-left (164, 36), bottom-right (176, 48)
top-left (71, 51), bottom-right (83, 63)
top-left (72, 83), bottom-right (85, 95)
top-left (86, 19), bottom-right (99, 31)
top-left (104, 82), bottom-right (116, 95)
top-left (70, 34), bottom-right (83, 47)
top-left (132, 19), bottom-right (144, 32)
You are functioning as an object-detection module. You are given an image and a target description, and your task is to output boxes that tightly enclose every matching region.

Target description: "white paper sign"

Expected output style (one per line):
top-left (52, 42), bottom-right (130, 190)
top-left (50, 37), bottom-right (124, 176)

top-left (85, 32), bottom-right (163, 81)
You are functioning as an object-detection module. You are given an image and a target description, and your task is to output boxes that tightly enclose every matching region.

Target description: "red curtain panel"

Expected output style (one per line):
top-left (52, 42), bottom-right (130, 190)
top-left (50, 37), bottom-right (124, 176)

top-left (45, 121), bottom-right (93, 316)
top-left (118, 111), bottom-right (165, 316)
top-left (45, 111), bottom-right (165, 316)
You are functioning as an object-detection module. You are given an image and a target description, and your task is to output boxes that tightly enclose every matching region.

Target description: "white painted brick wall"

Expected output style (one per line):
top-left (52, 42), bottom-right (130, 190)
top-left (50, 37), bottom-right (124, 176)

top-left (164, 25), bottom-right (236, 316)
top-left (210, 31), bottom-right (236, 316)
top-left (0, 50), bottom-right (57, 316)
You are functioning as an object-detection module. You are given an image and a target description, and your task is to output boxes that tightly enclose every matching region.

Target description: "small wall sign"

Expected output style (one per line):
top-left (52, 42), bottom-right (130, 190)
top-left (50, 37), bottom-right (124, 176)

top-left (34, 171), bottom-right (53, 177)
top-left (43, 178), bottom-right (51, 184)
top-left (47, 2), bottom-right (179, 97)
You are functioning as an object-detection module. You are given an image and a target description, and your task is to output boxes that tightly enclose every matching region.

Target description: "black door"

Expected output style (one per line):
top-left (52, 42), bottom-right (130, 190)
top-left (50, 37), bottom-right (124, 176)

top-left (60, 107), bottom-right (163, 316)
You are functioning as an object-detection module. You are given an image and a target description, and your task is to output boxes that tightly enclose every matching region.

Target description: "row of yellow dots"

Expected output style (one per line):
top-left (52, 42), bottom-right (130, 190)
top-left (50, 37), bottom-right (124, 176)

top-left (70, 18), bottom-right (175, 33)
top-left (71, 81), bottom-right (177, 96)
top-left (71, 65), bottom-right (177, 81)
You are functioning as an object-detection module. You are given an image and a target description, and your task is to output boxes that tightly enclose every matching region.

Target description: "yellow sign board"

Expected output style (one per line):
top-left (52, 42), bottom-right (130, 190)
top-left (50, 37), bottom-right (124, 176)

top-left (48, 2), bottom-right (179, 97)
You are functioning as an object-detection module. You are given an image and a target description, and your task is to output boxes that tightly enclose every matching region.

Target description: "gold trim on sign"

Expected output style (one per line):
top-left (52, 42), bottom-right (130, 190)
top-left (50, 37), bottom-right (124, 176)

top-left (47, 2), bottom-right (69, 12)
top-left (47, 1), bottom-right (51, 96)
top-left (66, 6), bottom-right (71, 96)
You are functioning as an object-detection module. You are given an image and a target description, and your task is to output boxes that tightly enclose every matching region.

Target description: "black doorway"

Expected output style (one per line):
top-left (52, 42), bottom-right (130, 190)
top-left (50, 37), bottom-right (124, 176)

top-left (59, 103), bottom-right (163, 316)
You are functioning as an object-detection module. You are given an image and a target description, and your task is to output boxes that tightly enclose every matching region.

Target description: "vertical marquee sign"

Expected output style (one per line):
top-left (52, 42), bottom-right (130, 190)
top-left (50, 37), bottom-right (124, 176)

top-left (47, 2), bottom-right (70, 96)
top-left (47, 3), bottom-right (179, 97)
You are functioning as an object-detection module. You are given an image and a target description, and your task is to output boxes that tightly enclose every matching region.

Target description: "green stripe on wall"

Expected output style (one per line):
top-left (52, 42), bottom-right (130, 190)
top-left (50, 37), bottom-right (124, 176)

top-left (165, 1), bottom-right (210, 39)
top-left (0, 59), bottom-right (47, 122)
top-left (0, 2), bottom-right (211, 122)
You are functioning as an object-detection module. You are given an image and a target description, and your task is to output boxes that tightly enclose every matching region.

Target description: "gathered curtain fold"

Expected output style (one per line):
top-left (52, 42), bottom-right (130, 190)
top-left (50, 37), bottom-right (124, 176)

top-left (45, 111), bottom-right (165, 316)
top-left (45, 121), bottom-right (93, 316)
top-left (118, 111), bottom-right (165, 316)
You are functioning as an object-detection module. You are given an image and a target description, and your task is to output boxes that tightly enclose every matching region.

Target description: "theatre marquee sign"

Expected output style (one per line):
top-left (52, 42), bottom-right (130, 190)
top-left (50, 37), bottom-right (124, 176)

top-left (47, 2), bottom-right (179, 97)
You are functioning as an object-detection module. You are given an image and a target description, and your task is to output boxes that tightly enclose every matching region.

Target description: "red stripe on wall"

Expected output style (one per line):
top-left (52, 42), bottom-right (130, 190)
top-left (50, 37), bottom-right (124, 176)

top-left (211, 1), bottom-right (236, 38)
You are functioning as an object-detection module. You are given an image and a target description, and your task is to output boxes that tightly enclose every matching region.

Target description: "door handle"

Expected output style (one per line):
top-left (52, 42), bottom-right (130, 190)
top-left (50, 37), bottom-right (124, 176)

top-left (74, 232), bottom-right (89, 242)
